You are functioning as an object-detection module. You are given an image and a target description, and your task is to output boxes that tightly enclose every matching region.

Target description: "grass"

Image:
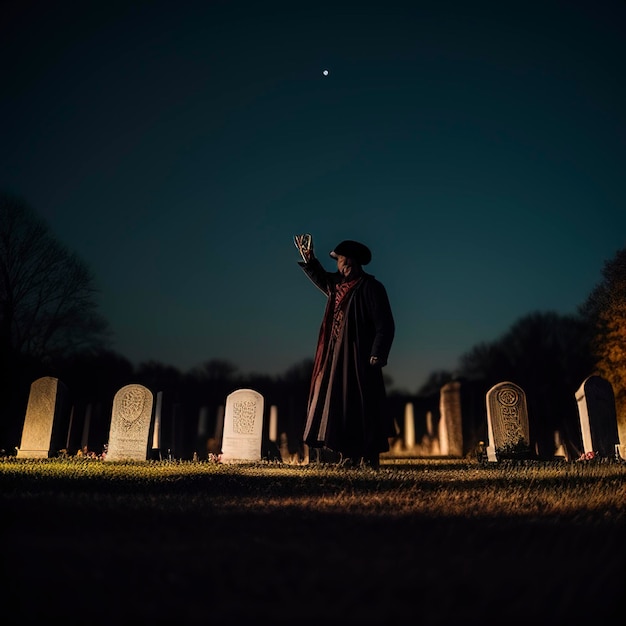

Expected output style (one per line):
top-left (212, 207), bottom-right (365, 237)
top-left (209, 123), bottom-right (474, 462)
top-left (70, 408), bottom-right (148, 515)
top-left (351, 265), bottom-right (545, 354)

top-left (2, 456), bottom-right (625, 625)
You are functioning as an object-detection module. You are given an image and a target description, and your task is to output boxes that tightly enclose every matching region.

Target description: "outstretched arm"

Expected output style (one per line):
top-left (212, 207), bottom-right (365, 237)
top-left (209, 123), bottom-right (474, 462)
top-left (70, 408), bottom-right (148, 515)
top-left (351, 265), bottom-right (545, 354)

top-left (294, 233), bottom-right (333, 296)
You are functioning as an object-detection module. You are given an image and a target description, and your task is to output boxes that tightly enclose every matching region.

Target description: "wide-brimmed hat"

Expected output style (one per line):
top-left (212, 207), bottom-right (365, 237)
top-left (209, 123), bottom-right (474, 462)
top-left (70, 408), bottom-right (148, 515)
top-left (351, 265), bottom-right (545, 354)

top-left (329, 240), bottom-right (372, 265)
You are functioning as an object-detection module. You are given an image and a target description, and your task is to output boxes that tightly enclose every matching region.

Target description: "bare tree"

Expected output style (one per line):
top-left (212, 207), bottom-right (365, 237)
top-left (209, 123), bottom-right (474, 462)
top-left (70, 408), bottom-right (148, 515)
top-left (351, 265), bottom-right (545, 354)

top-left (0, 192), bottom-right (109, 364)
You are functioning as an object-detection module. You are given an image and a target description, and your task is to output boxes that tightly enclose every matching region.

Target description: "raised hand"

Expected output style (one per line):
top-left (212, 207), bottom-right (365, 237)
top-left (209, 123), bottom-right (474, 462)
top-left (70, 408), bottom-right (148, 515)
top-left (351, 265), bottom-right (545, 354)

top-left (294, 233), bottom-right (314, 262)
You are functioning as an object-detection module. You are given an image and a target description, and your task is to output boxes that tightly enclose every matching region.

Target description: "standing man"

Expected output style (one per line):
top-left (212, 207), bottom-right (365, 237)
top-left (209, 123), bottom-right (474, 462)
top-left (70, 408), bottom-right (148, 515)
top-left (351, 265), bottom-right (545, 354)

top-left (294, 234), bottom-right (396, 468)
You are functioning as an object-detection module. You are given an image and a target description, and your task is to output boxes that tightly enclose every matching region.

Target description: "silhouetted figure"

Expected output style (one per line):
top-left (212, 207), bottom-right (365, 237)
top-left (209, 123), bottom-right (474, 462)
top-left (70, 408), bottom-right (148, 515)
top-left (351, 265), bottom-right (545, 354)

top-left (294, 234), bottom-right (395, 468)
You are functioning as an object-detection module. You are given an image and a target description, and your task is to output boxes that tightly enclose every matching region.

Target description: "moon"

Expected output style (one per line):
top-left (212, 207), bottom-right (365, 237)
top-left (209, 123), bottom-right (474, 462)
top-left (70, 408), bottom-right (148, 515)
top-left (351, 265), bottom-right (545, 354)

top-left (322, 69), bottom-right (329, 76)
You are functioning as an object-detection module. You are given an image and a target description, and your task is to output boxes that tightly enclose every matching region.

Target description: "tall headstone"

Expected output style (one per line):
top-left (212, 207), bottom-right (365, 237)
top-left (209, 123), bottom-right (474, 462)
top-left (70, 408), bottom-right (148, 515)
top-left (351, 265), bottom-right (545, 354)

top-left (220, 388), bottom-right (264, 463)
top-left (149, 391), bottom-right (163, 460)
top-left (269, 405), bottom-right (278, 443)
top-left (404, 402), bottom-right (415, 450)
top-left (105, 384), bottom-right (154, 462)
top-left (485, 381), bottom-right (531, 462)
top-left (151, 391), bottom-right (162, 452)
top-left (17, 376), bottom-right (70, 458)
top-left (618, 397), bottom-right (626, 462)
top-left (424, 410), bottom-right (440, 455)
top-left (575, 375), bottom-right (619, 458)
top-left (439, 381), bottom-right (463, 457)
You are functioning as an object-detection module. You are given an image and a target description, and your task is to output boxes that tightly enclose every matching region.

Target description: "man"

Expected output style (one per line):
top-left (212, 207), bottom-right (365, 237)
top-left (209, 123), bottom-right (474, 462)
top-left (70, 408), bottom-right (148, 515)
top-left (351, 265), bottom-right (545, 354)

top-left (294, 234), bottom-right (396, 468)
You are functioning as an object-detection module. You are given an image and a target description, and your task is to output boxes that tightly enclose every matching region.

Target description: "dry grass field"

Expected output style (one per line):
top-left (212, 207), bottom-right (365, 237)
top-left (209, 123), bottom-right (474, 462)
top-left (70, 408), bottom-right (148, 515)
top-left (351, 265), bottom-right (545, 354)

top-left (1, 457), bottom-right (625, 625)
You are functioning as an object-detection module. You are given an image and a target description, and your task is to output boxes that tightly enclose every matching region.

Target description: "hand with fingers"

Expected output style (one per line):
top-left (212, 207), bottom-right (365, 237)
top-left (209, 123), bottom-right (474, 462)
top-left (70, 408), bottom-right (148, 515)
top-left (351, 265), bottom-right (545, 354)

top-left (294, 233), bottom-right (314, 262)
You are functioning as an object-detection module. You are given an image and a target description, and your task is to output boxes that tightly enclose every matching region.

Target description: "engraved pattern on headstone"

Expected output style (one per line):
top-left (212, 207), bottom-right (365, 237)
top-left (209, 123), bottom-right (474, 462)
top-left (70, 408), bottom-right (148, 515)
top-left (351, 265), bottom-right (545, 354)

top-left (233, 399), bottom-right (257, 435)
top-left (119, 386), bottom-right (146, 431)
top-left (495, 387), bottom-right (525, 445)
top-left (486, 381), bottom-right (530, 461)
top-left (220, 389), bottom-right (264, 462)
top-left (105, 384), bottom-right (154, 461)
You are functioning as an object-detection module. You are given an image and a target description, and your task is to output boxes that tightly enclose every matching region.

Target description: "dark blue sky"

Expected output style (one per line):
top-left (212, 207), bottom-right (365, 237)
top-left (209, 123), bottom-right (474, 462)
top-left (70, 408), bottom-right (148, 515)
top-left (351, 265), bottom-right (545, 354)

top-left (2, 0), bottom-right (625, 392)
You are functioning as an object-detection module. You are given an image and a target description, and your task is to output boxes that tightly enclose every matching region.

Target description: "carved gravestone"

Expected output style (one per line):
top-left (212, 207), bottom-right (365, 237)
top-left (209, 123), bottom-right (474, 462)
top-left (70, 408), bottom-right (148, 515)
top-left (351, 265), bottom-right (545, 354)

top-left (575, 375), bottom-right (619, 458)
top-left (220, 388), bottom-right (264, 463)
top-left (439, 381), bottom-right (463, 457)
top-left (105, 384), bottom-right (154, 461)
top-left (17, 376), bottom-right (70, 458)
top-left (485, 381), bottom-right (531, 462)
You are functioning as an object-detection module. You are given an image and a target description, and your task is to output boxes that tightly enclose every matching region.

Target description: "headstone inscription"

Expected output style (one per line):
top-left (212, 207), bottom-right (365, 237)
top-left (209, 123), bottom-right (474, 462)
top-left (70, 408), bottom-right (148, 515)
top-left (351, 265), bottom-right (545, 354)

top-left (105, 384), bottom-right (154, 461)
top-left (17, 376), bottom-right (70, 458)
top-left (485, 381), bottom-right (531, 462)
top-left (220, 388), bottom-right (264, 463)
top-left (575, 375), bottom-right (619, 458)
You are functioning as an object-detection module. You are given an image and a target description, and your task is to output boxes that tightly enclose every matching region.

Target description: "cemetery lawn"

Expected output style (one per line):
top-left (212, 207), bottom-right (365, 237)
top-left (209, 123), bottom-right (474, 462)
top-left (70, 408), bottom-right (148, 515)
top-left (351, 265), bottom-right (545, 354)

top-left (1, 457), bottom-right (625, 625)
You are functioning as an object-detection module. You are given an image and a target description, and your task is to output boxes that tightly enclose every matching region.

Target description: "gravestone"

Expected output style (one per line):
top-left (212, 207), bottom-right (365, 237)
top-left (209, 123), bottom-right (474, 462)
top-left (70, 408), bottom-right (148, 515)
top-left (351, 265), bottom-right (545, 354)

top-left (422, 410), bottom-right (440, 455)
top-left (485, 381), bottom-right (531, 462)
top-left (17, 376), bottom-right (70, 458)
top-left (105, 384), bottom-right (154, 461)
top-left (439, 381), bottom-right (463, 457)
top-left (149, 391), bottom-right (163, 460)
top-left (575, 375), bottom-right (619, 458)
top-left (404, 402), bottom-right (415, 450)
top-left (269, 404), bottom-right (278, 443)
top-left (220, 388), bottom-right (264, 463)
top-left (151, 391), bottom-right (163, 452)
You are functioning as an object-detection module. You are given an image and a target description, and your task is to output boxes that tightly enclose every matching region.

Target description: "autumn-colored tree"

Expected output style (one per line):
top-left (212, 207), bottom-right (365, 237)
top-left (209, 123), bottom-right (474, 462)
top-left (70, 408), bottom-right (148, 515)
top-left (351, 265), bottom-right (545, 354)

top-left (580, 246), bottom-right (626, 437)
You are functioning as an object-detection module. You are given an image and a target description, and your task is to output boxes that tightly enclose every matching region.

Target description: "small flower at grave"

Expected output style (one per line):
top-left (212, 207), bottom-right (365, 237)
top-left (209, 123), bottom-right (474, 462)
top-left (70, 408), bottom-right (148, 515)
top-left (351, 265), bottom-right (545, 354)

top-left (576, 450), bottom-right (596, 461)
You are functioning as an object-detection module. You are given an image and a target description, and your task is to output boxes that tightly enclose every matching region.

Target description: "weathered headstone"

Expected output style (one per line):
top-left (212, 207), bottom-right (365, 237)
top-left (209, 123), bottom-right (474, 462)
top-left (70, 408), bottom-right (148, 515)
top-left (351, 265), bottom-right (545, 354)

top-left (220, 388), bottom-right (264, 463)
top-left (424, 410), bottom-right (440, 455)
top-left (269, 405), bottom-right (278, 443)
top-left (485, 381), bottom-right (531, 462)
top-left (105, 384), bottom-right (154, 461)
top-left (17, 376), bottom-right (70, 458)
top-left (404, 402), bottom-right (415, 450)
top-left (439, 381), bottom-right (463, 457)
top-left (575, 375), bottom-right (619, 458)
top-left (151, 391), bottom-right (163, 452)
top-left (618, 399), bottom-right (626, 462)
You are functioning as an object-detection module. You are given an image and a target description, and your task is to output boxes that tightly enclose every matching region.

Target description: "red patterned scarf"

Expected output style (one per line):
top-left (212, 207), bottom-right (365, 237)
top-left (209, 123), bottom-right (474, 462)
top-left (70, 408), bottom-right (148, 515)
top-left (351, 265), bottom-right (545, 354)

top-left (331, 277), bottom-right (360, 339)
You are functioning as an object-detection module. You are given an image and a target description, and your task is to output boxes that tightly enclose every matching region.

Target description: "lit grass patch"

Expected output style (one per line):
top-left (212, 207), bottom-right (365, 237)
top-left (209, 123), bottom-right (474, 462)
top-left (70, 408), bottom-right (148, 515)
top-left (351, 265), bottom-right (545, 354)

top-left (1, 456), bottom-right (624, 523)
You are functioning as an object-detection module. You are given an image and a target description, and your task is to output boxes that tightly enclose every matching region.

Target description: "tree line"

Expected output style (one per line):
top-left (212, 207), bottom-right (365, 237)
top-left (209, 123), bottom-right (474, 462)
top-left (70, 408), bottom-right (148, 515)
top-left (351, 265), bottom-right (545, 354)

top-left (1, 191), bottom-right (624, 458)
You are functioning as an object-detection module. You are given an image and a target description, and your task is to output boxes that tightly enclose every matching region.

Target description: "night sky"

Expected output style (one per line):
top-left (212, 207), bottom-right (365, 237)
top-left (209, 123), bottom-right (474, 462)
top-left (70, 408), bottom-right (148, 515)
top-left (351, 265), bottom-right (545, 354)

top-left (2, 0), bottom-right (625, 392)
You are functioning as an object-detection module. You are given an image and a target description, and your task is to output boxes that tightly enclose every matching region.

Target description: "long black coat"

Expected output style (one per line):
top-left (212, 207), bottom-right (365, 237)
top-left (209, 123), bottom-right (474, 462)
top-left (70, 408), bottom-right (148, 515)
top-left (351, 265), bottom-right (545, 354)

top-left (299, 257), bottom-right (395, 459)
